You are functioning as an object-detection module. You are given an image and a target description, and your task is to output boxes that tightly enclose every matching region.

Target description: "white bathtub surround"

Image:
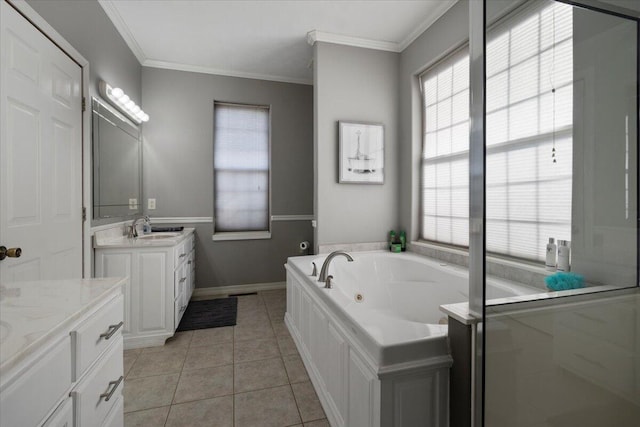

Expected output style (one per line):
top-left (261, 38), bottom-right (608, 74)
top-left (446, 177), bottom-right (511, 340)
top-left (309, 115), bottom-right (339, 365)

top-left (285, 251), bottom-right (550, 426)
top-left (286, 252), bottom-right (451, 426)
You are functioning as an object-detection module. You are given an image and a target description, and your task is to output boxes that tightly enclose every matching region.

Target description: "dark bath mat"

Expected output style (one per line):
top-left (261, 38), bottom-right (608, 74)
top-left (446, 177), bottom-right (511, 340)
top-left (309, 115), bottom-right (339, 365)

top-left (176, 297), bottom-right (238, 331)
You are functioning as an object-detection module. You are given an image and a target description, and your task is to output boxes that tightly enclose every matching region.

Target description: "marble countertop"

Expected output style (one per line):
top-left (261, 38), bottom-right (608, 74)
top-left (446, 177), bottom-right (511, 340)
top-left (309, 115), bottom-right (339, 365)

top-left (0, 277), bottom-right (126, 379)
top-left (93, 227), bottom-right (195, 249)
top-left (440, 286), bottom-right (639, 325)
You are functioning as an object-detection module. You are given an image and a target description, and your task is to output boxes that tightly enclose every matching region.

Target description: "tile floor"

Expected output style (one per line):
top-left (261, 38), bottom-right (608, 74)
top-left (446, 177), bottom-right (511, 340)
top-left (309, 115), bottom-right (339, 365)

top-left (123, 290), bottom-right (329, 427)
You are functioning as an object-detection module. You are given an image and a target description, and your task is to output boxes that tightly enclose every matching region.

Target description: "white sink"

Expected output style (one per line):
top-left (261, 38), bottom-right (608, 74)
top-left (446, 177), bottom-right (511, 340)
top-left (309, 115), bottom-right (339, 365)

top-left (137, 232), bottom-right (181, 240)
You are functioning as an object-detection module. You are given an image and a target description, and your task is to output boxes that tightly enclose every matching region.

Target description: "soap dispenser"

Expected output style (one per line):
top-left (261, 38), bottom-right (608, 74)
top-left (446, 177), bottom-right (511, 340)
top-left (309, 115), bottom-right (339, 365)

top-left (557, 240), bottom-right (571, 272)
top-left (545, 238), bottom-right (557, 271)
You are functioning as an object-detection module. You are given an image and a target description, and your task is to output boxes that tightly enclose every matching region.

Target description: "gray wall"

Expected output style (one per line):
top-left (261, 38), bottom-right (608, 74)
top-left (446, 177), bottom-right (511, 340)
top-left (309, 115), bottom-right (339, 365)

top-left (141, 67), bottom-right (313, 288)
top-left (398, 0), bottom-right (469, 242)
top-left (26, 0), bottom-right (141, 102)
top-left (314, 42), bottom-right (400, 249)
top-left (26, 0), bottom-right (142, 227)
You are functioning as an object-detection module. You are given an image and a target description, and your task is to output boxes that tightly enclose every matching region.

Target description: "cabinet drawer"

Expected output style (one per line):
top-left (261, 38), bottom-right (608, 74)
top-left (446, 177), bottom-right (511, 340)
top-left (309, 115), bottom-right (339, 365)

top-left (42, 396), bottom-right (73, 427)
top-left (174, 264), bottom-right (188, 300)
top-left (0, 336), bottom-right (72, 427)
top-left (173, 241), bottom-right (189, 269)
top-left (175, 298), bottom-right (187, 329)
top-left (101, 395), bottom-right (123, 427)
top-left (72, 337), bottom-right (124, 427)
top-left (72, 295), bottom-right (124, 380)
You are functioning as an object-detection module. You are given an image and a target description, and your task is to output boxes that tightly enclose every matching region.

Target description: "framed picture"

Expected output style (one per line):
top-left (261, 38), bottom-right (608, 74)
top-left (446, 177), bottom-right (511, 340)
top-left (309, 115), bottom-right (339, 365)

top-left (338, 121), bottom-right (384, 184)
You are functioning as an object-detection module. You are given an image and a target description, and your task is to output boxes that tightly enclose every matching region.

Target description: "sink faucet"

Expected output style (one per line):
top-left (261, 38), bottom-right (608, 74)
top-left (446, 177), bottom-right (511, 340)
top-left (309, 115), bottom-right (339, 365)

top-left (318, 251), bottom-right (354, 284)
top-left (131, 215), bottom-right (150, 238)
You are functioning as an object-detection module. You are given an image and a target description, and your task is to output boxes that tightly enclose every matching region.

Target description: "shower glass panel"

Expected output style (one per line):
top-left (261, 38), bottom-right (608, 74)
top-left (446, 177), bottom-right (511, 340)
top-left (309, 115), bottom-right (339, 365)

top-left (482, 1), bottom-right (640, 426)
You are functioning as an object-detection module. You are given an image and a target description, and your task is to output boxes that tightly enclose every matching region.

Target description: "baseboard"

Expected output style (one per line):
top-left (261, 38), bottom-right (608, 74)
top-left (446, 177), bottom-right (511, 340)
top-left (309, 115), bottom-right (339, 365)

top-left (124, 332), bottom-right (172, 350)
top-left (191, 281), bottom-right (286, 300)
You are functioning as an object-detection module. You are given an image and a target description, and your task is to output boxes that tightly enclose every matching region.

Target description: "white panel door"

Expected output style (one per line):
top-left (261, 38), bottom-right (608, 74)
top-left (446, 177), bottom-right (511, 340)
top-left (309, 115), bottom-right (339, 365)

top-left (0, 0), bottom-right (82, 282)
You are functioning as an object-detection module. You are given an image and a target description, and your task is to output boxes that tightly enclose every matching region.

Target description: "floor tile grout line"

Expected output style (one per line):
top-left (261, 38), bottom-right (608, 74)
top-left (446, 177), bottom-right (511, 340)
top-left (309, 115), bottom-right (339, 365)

top-left (168, 333), bottom-right (190, 410)
top-left (289, 383), bottom-right (305, 426)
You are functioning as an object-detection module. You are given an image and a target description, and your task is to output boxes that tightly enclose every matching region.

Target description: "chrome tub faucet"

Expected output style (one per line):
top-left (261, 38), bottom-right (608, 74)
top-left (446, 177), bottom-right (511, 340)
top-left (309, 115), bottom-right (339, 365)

top-left (318, 250), bottom-right (354, 287)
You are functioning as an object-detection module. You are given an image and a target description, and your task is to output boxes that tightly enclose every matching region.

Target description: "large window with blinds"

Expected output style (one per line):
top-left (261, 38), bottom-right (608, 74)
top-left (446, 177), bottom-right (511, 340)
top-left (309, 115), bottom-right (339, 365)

top-left (213, 102), bottom-right (271, 239)
top-left (421, 1), bottom-right (573, 262)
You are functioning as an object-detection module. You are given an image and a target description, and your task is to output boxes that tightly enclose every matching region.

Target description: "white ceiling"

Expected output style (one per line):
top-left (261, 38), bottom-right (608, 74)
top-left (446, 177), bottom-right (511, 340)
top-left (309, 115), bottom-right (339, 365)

top-left (99, 0), bottom-right (458, 85)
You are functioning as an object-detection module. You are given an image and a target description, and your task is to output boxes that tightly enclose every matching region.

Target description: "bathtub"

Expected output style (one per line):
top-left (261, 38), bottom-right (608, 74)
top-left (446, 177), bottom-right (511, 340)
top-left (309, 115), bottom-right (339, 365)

top-left (284, 250), bottom-right (541, 427)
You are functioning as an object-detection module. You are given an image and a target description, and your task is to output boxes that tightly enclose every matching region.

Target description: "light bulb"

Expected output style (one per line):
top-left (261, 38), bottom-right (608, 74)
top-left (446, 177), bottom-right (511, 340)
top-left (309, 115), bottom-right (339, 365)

top-left (119, 95), bottom-right (130, 104)
top-left (125, 100), bottom-right (135, 110)
top-left (141, 113), bottom-right (149, 122)
top-left (132, 106), bottom-right (141, 114)
top-left (111, 87), bottom-right (124, 99)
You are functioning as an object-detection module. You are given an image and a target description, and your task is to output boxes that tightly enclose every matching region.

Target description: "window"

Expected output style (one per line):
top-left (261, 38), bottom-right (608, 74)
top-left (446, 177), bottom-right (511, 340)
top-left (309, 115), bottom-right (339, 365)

top-left (213, 102), bottom-right (270, 240)
top-left (421, 46), bottom-right (470, 247)
top-left (421, 1), bottom-right (573, 262)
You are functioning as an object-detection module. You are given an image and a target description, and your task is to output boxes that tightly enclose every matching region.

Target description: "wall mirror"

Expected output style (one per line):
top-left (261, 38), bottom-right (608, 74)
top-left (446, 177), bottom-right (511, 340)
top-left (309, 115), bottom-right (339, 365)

top-left (484, 0), bottom-right (638, 302)
top-left (92, 97), bottom-right (142, 219)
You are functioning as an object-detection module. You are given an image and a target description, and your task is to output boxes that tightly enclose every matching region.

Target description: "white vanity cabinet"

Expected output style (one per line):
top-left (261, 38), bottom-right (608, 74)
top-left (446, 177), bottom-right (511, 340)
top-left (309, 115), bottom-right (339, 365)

top-left (0, 278), bottom-right (126, 427)
top-left (94, 230), bottom-right (195, 349)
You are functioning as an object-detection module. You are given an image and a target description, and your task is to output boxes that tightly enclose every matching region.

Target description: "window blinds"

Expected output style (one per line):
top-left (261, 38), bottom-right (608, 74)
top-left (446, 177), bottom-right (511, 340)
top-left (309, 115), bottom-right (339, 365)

top-left (214, 103), bottom-right (270, 232)
top-left (421, 1), bottom-right (573, 262)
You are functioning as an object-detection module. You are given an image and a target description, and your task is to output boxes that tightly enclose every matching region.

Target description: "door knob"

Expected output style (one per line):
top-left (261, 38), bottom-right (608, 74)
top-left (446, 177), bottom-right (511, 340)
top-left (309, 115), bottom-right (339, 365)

top-left (0, 246), bottom-right (22, 261)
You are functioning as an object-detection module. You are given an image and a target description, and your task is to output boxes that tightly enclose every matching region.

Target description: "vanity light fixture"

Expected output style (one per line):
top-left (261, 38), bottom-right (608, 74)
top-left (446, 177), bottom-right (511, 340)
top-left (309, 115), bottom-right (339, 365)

top-left (99, 80), bottom-right (149, 124)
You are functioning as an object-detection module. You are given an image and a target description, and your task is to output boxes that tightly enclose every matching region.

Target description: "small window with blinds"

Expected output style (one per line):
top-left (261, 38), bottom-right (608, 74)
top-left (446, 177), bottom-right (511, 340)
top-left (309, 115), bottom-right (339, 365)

top-left (420, 1), bottom-right (573, 262)
top-left (213, 102), bottom-right (271, 240)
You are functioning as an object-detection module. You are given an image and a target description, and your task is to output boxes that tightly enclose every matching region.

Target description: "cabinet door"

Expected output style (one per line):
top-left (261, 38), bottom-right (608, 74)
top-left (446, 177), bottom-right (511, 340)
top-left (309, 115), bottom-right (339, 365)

top-left (95, 252), bottom-right (133, 334)
top-left (137, 252), bottom-right (169, 333)
top-left (72, 337), bottom-right (123, 427)
top-left (42, 397), bottom-right (73, 427)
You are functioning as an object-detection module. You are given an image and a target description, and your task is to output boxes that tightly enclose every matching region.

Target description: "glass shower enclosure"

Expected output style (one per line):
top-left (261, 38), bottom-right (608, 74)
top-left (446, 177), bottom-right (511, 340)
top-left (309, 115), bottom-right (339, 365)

top-left (469, 0), bottom-right (640, 425)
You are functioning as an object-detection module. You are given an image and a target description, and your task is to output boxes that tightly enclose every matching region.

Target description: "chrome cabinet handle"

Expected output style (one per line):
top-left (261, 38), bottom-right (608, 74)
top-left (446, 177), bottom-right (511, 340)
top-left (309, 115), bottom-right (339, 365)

top-left (187, 260), bottom-right (192, 265)
top-left (99, 321), bottom-right (124, 340)
top-left (100, 376), bottom-right (124, 402)
top-left (179, 277), bottom-right (186, 283)
top-left (179, 253), bottom-right (186, 258)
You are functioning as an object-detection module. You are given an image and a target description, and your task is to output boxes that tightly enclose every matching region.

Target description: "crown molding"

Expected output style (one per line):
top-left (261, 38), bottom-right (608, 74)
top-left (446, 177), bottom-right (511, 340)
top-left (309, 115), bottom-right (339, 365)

top-left (98, 0), bottom-right (147, 64)
top-left (143, 59), bottom-right (313, 85)
top-left (307, 30), bottom-right (400, 52)
top-left (398, 0), bottom-right (459, 51)
top-left (307, 1), bottom-right (458, 53)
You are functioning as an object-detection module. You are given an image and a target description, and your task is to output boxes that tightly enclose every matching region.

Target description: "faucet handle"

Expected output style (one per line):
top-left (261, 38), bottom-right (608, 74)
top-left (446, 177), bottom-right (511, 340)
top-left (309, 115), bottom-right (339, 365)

top-left (311, 262), bottom-right (317, 276)
top-left (324, 275), bottom-right (334, 289)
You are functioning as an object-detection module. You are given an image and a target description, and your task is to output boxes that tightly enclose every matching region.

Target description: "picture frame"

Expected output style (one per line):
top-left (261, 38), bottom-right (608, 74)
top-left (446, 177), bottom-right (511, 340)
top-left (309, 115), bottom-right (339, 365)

top-left (338, 121), bottom-right (384, 184)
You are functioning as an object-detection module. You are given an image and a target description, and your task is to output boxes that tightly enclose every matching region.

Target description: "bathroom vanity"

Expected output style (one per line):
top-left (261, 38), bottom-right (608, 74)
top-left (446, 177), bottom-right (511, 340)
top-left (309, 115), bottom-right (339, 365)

top-left (0, 277), bottom-right (126, 427)
top-left (94, 228), bottom-right (196, 349)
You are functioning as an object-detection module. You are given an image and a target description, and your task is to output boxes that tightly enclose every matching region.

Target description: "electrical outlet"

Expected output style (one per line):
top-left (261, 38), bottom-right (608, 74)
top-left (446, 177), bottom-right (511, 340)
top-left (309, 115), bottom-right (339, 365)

top-left (129, 198), bottom-right (137, 209)
top-left (148, 198), bottom-right (156, 210)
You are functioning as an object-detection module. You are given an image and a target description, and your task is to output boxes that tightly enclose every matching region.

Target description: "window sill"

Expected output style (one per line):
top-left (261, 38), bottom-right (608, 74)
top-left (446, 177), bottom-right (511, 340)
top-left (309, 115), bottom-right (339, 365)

top-left (411, 240), bottom-right (550, 276)
top-left (212, 231), bottom-right (271, 241)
